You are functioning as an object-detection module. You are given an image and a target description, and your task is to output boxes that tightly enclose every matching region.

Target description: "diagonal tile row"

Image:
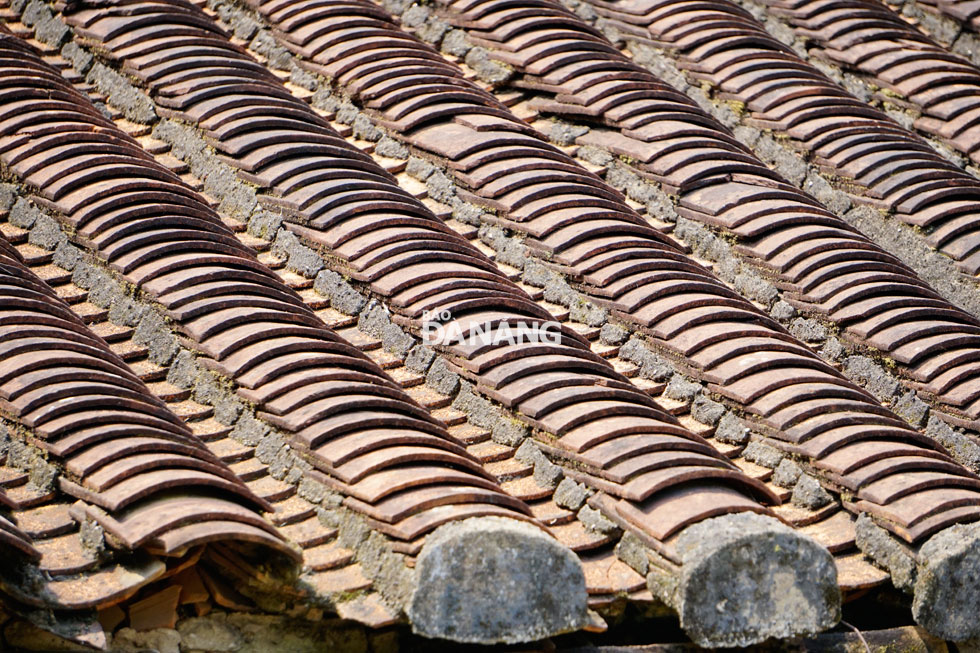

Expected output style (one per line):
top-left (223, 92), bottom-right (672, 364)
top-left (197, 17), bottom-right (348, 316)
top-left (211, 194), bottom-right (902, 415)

top-left (44, 0), bottom-right (980, 642)
top-left (915, 0), bottom-right (980, 33)
top-left (0, 28), bottom-right (531, 543)
top-left (756, 0), bottom-right (980, 161)
top-left (574, 0), bottom-right (980, 278)
top-left (0, 25), bottom-right (600, 644)
top-left (415, 0), bottom-right (980, 436)
top-left (0, 199), bottom-right (400, 642)
top-left (0, 206), bottom-right (305, 647)
top-left (498, 0), bottom-right (980, 432)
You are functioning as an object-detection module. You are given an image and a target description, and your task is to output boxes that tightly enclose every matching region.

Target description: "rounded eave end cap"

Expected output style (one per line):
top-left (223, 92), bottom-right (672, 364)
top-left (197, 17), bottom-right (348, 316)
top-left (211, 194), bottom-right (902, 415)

top-left (407, 516), bottom-right (589, 644)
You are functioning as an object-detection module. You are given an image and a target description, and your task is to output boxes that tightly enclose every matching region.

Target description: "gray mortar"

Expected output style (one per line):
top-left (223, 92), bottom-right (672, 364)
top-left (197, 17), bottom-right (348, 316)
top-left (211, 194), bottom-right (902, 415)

top-left (789, 317), bottom-right (828, 344)
top-left (770, 300), bottom-right (797, 322)
top-left (401, 4), bottom-right (430, 28)
top-left (271, 230), bottom-right (324, 278)
top-left (549, 121), bottom-right (590, 146)
top-left (356, 301), bottom-right (415, 357)
top-left (854, 513), bottom-right (918, 592)
top-left (416, 17), bottom-right (450, 46)
top-left (313, 269), bottom-right (366, 315)
top-left (463, 47), bottom-right (513, 85)
top-left (924, 414), bottom-right (980, 472)
top-left (248, 30), bottom-right (292, 69)
top-left (408, 516), bottom-right (589, 644)
top-left (951, 30), bottom-right (980, 69)
top-left (512, 442), bottom-right (569, 489)
top-left (743, 441), bottom-right (785, 468)
top-left (553, 478), bottom-right (593, 511)
top-left (490, 417), bottom-right (527, 448)
top-left (78, 516), bottom-right (106, 557)
top-left (35, 14), bottom-right (69, 47)
top-left (310, 88), bottom-right (340, 114)
top-left (452, 381), bottom-right (510, 436)
top-left (843, 355), bottom-right (901, 401)
top-left (619, 337), bottom-right (674, 382)
top-left (85, 63), bottom-right (157, 124)
top-left (665, 512), bottom-right (840, 647)
top-left (27, 214), bottom-right (65, 250)
top-left (21, 0), bottom-right (49, 27)
top-left (374, 136), bottom-right (408, 159)
top-left (133, 310), bottom-right (180, 365)
top-left (533, 456), bottom-right (564, 489)
top-left (424, 358), bottom-right (461, 396)
top-left (615, 532), bottom-right (650, 576)
top-left (4, 433), bottom-right (56, 493)
top-left (352, 114), bottom-right (383, 142)
top-left (335, 101), bottom-right (359, 126)
top-left (193, 371), bottom-right (244, 426)
top-left (10, 198), bottom-right (40, 229)
top-left (664, 375), bottom-right (701, 404)
top-left (912, 521), bottom-right (980, 641)
top-left (403, 344), bottom-right (435, 374)
top-left (0, 183), bottom-right (17, 213)
top-left (715, 412), bottom-right (751, 445)
top-left (289, 66), bottom-right (319, 93)
top-left (771, 458), bottom-right (803, 488)
top-left (452, 202), bottom-right (487, 227)
top-left (425, 170), bottom-right (458, 206)
top-left (577, 144), bottom-right (614, 167)
top-left (599, 322), bottom-right (630, 346)
top-left (893, 390), bottom-right (931, 427)
top-left (514, 439), bottom-right (550, 474)
top-left (690, 394), bottom-right (725, 426)
top-left (440, 29), bottom-right (472, 57)
top-left (669, 214), bottom-right (780, 307)
top-left (107, 293), bottom-right (146, 328)
top-left (843, 205), bottom-right (980, 320)
top-left (790, 474), bottom-right (833, 509)
top-left (405, 156), bottom-right (435, 181)
top-left (577, 505), bottom-right (621, 537)
top-left (819, 336), bottom-right (846, 363)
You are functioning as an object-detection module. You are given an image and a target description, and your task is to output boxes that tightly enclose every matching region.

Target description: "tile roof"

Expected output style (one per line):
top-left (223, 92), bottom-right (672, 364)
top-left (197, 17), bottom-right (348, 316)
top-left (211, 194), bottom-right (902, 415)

top-left (0, 0), bottom-right (979, 646)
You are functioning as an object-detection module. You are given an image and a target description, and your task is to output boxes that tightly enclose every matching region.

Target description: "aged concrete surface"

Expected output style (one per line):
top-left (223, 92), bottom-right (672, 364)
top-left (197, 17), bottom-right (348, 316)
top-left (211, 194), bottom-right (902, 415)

top-left (913, 521), bottom-right (980, 642)
top-left (407, 516), bottom-right (589, 644)
top-left (671, 513), bottom-right (840, 647)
